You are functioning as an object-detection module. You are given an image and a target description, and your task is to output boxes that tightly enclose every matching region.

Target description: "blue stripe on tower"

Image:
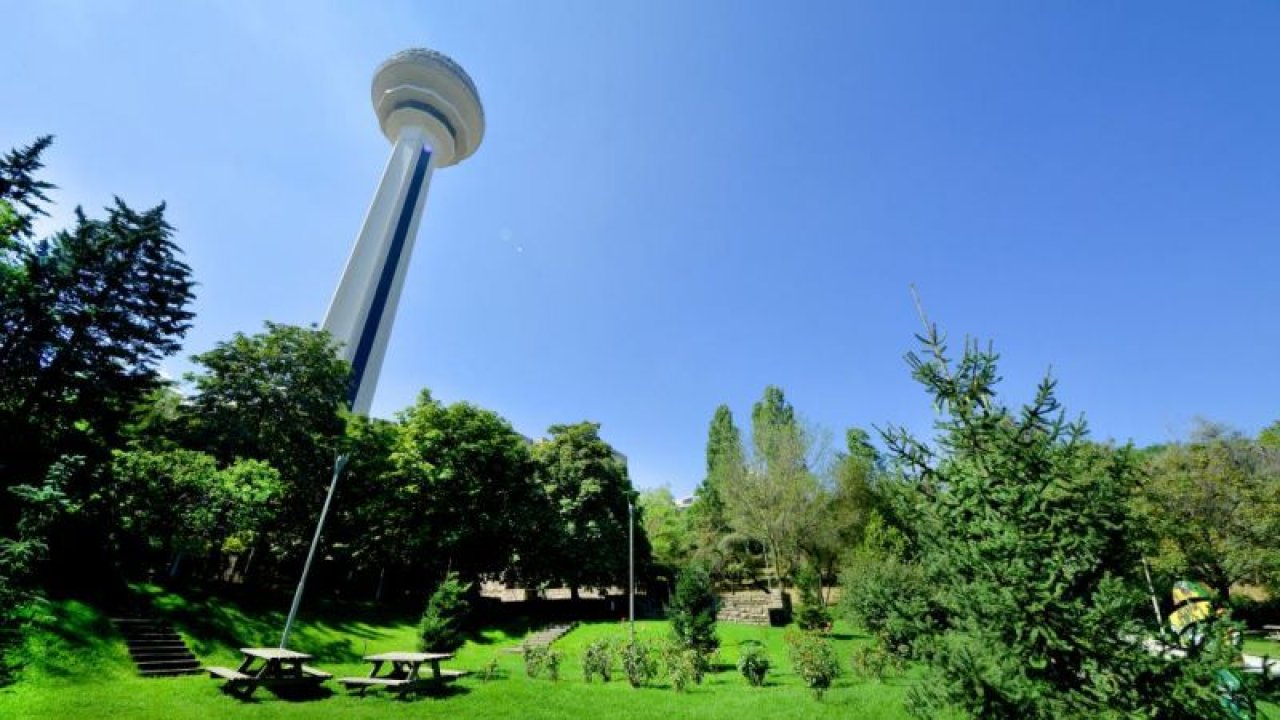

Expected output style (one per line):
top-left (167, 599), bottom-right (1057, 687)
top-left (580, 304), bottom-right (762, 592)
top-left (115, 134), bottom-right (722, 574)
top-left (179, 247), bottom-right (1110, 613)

top-left (346, 147), bottom-right (432, 408)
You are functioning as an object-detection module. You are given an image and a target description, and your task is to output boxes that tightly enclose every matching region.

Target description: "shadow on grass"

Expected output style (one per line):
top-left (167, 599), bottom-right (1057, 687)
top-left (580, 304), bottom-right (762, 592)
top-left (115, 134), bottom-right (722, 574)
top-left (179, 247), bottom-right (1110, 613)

top-left (413, 682), bottom-right (471, 700)
top-left (129, 583), bottom-right (417, 664)
top-left (465, 616), bottom-right (535, 646)
top-left (268, 684), bottom-right (336, 702)
top-left (7, 599), bottom-right (131, 681)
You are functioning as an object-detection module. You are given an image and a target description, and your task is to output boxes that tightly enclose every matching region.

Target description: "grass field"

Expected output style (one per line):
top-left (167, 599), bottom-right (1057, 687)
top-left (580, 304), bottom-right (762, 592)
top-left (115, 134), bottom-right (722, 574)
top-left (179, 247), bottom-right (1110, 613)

top-left (5, 586), bottom-right (1279, 719)
top-left (0, 586), bottom-right (929, 719)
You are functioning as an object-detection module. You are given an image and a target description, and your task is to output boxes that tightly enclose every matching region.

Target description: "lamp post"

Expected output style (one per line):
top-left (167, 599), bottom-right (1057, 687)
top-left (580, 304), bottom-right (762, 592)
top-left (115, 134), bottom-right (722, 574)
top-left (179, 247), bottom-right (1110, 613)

top-left (628, 501), bottom-right (635, 645)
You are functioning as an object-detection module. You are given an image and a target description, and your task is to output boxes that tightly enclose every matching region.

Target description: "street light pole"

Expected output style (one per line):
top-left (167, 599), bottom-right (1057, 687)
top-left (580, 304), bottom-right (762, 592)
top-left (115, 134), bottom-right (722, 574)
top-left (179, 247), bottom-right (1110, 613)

top-left (281, 453), bottom-right (348, 648)
top-left (628, 501), bottom-right (635, 645)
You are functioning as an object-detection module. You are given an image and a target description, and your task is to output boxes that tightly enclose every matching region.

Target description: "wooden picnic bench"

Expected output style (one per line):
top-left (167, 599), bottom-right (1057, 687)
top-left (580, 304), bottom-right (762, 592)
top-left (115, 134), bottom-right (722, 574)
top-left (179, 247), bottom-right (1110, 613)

top-left (338, 651), bottom-right (465, 697)
top-left (207, 648), bottom-right (329, 698)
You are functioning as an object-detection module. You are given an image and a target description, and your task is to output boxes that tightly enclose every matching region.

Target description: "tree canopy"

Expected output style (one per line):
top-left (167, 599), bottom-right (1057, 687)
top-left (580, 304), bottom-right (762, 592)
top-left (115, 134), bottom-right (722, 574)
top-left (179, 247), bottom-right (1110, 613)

top-left (873, 327), bottom-right (1241, 719)
top-left (1135, 421), bottom-right (1280, 598)
top-left (532, 422), bottom-right (644, 594)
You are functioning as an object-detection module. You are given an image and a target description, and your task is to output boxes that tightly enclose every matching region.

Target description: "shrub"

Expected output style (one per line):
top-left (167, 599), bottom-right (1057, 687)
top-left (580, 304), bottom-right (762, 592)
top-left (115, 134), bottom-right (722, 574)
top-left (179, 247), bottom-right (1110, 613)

top-left (419, 571), bottom-right (470, 653)
top-left (851, 641), bottom-right (905, 682)
top-left (737, 640), bottom-right (770, 687)
top-left (669, 564), bottom-right (719, 656)
top-left (583, 637), bottom-right (615, 683)
top-left (621, 638), bottom-right (660, 688)
top-left (480, 656), bottom-right (500, 682)
top-left (543, 648), bottom-right (562, 681)
top-left (786, 630), bottom-right (841, 699)
top-left (794, 566), bottom-right (832, 632)
top-left (522, 644), bottom-right (547, 678)
top-left (839, 510), bottom-right (933, 655)
top-left (660, 638), bottom-right (703, 692)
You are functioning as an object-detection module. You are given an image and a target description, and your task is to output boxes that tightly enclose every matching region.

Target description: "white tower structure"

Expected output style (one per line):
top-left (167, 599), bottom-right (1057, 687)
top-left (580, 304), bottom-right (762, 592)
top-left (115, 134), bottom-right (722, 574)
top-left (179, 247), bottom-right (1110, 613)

top-left (281, 48), bottom-right (484, 649)
top-left (324, 48), bottom-right (485, 414)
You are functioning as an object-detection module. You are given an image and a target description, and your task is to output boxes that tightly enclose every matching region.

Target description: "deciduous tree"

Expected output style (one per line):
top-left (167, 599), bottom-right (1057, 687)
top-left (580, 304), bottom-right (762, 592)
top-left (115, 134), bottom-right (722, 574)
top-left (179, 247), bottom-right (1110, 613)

top-left (383, 391), bottom-right (538, 585)
top-left (722, 386), bottom-right (820, 590)
top-left (1135, 422), bottom-right (1280, 598)
top-left (532, 422), bottom-right (646, 596)
top-left (183, 323), bottom-right (347, 560)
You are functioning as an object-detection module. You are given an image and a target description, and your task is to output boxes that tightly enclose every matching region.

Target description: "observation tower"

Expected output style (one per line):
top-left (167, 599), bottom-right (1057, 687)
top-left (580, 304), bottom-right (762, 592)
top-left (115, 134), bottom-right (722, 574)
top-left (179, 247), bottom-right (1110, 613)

top-left (323, 48), bottom-right (485, 415)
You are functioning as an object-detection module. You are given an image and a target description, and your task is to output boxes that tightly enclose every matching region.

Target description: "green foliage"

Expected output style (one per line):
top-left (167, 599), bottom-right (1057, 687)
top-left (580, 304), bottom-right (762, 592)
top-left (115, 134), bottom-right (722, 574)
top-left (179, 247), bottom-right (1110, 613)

top-left (544, 647), bottom-right (562, 681)
top-left (690, 404), bottom-right (744, 553)
top-left (387, 391), bottom-right (538, 582)
top-left (531, 421), bottom-right (647, 591)
top-left (802, 427), bottom-right (880, 581)
top-left (840, 508), bottom-right (932, 653)
top-left (581, 636), bottom-right (615, 682)
top-left (419, 571), bottom-right (471, 653)
top-left (840, 549), bottom-right (932, 654)
top-left (182, 322), bottom-right (347, 571)
top-left (722, 386), bottom-right (820, 590)
top-left (0, 138), bottom-right (194, 530)
top-left (737, 640), bottom-right (770, 687)
top-left (660, 638), bottom-right (702, 692)
top-left (1134, 422), bottom-right (1280, 597)
top-left (479, 655), bottom-right (501, 682)
top-left (621, 638), bottom-right (660, 688)
top-left (880, 326), bottom-right (1251, 719)
top-left (851, 642), bottom-right (906, 682)
top-left (669, 564), bottom-right (719, 656)
top-left (0, 457), bottom-right (80, 683)
top-left (785, 629), bottom-right (841, 699)
top-left (1258, 420), bottom-right (1280, 451)
top-left (521, 644), bottom-right (545, 677)
top-left (0, 200), bottom-right (19, 242)
top-left (638, 486), bottom-right (692, 575)
top-left (521, 644), bottom-right (561, 680)
top-left (794, 566), bottom-right (832, 632)
top-left (110, 449), bottom-right (282, 568)
top-left (0, 136), bottom-right (54, 239)
top-left (0, 458), bottom-right (80, 603)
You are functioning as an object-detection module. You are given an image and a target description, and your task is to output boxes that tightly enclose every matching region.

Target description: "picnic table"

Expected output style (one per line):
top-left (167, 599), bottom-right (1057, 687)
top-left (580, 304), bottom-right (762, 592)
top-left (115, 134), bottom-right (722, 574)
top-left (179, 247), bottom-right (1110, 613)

top-left (338, 651), bottom-right (464, 697)
top-left (207, 648), bottom-right (331, 698)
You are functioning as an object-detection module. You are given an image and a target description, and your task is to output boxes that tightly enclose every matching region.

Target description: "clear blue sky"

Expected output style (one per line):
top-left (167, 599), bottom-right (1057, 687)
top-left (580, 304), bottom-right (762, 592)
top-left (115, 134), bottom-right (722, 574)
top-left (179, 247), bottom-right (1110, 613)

top-left (5, 1), bottom-right (1279, 495)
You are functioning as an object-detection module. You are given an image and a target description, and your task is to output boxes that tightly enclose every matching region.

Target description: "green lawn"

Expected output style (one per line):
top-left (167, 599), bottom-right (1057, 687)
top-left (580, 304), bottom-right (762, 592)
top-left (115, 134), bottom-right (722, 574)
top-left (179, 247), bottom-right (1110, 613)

top-left (0, 587), bottom-right (925, 719)
top-left (6, 587), bottom-right (1279, 719)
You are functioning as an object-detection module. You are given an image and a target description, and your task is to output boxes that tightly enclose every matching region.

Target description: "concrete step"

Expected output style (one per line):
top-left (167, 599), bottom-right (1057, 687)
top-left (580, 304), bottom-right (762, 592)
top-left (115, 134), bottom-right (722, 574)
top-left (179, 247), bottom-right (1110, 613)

top-left (112, 618), bottom-right (202, 677)
top-left (138, 665), bottom-right (203, 677)
top-left (130, 650), bottom-right (197, 662)
top-left (126, 639), bottom-right (186, 648)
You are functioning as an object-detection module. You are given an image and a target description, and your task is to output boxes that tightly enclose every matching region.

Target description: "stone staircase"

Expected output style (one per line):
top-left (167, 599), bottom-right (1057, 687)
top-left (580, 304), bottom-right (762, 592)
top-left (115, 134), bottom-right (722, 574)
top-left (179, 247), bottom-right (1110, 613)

top-left (717, 590), bottom-right (788, 626)
top-left (508, 622), bottom-right (577, 652)
top-left (111, 618), bottom-right (202, 677)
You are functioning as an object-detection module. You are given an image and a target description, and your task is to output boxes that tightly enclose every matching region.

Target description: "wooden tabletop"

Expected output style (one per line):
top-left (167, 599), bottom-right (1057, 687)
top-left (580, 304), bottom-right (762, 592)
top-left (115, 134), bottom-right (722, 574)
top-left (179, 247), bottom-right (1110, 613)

top-left (364, 651), bottom-right (452, 663)
top-left (240, 647), bottom-right (313, 661)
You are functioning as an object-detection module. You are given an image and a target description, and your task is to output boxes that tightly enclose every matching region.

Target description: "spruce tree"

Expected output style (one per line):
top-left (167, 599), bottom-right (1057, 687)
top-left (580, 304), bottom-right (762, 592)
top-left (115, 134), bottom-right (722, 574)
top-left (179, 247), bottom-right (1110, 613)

top-left (882, 325), bottom-right (1249, 719)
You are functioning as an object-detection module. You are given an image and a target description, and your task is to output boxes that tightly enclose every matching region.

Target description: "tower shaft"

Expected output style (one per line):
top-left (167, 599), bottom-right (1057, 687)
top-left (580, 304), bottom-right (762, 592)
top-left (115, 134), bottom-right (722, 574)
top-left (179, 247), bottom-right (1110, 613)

top-left (324, 126), bottom-right (436, 415)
